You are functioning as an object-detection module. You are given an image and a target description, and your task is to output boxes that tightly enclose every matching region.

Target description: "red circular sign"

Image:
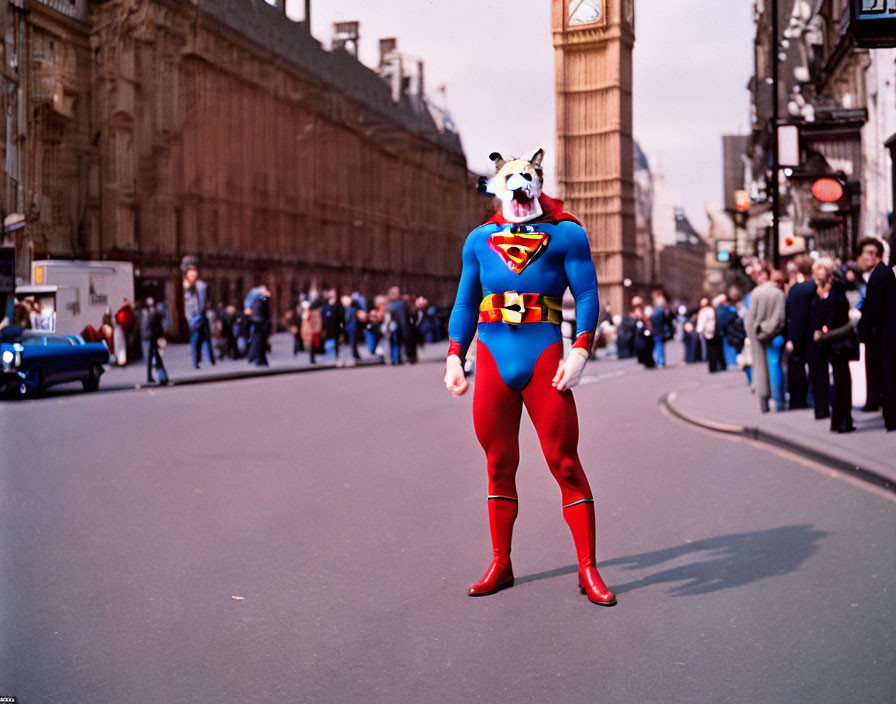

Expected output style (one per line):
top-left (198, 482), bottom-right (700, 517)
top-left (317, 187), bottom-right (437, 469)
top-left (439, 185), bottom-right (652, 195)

top-left (812, 178), bottom-right (844, 202)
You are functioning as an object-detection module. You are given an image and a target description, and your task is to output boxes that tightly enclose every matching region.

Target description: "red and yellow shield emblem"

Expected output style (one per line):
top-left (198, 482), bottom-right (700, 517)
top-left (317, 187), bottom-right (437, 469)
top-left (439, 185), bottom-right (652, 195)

top-left (489, 229), bottom-right (550, 274)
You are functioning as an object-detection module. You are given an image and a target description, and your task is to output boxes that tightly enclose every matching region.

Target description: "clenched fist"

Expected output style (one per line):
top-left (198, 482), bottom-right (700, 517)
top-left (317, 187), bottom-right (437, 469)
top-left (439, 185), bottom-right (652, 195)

top-left (445, 355), bottom-right (468, 396)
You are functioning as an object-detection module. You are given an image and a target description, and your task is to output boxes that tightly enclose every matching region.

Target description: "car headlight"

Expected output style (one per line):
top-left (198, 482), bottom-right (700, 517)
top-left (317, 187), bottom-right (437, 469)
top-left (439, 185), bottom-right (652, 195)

top-left (2, 350), bottom-right (14, 364)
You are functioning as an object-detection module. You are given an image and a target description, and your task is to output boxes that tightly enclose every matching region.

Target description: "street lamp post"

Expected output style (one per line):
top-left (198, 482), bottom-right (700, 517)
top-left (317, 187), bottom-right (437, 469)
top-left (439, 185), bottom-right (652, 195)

top-left (771, 0), bottom-right (781, 268)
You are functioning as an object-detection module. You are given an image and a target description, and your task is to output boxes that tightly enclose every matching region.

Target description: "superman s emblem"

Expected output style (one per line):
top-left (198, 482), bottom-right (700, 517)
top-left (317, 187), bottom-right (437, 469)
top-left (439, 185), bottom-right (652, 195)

top-left (489, 227), bottom-right (550, 274)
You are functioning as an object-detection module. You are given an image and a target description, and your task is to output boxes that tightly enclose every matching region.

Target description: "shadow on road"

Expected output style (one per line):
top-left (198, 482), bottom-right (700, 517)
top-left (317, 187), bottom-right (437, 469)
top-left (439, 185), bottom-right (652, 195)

top-left (514, 526), bottom-right (829, 595)
top-left (514, 563), bottom-right (579, 586)
top-left (600, 525), bottom-right (830, 596)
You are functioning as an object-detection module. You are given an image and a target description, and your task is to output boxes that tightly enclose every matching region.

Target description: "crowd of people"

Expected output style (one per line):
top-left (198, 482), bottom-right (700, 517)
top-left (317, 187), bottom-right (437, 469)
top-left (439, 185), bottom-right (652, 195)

top-left (170, 258), bottom-right (450, 379)
top-left (614, 237), bottom-right (896, 434)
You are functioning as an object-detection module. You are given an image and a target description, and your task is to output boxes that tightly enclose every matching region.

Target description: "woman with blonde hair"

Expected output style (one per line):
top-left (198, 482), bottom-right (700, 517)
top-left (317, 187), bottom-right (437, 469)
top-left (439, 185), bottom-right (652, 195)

top-left (808, 257), bottom-right (855, 433)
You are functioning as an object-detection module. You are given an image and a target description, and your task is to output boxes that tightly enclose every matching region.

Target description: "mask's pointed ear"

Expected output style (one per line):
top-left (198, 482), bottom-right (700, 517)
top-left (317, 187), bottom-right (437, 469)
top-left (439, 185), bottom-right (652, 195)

top-left (530, 148), bottom-right (544, 169)
top-left (489, 152), bottom-right (505, 171)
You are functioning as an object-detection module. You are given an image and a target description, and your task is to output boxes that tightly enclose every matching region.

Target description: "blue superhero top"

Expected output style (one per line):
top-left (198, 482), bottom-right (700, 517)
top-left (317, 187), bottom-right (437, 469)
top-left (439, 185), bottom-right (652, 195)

top-left (448, 196), bottom-right (599, 391)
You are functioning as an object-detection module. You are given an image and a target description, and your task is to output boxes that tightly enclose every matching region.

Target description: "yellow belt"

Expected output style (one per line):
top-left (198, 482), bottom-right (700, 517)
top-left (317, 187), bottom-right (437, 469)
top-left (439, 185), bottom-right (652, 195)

top-left (479, 291), bottom-right (562, 325)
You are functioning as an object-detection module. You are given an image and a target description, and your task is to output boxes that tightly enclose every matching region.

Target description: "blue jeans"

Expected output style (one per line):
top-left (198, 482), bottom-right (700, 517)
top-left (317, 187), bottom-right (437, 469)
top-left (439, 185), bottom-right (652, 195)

top-left (142, 339), bottom-right (168, 382)
top-left (722, 338), bottom-right (739, 367)
top-left (389, 332), bottom-right (402, 365)
top-left (767, 335), bottom-right (785, 407)
top-left (190, 325), bottom-right (215, 367)
top-left (652, 339), bottom-right (666, 367)
top-left (365, 329), bottom-right (380, 355)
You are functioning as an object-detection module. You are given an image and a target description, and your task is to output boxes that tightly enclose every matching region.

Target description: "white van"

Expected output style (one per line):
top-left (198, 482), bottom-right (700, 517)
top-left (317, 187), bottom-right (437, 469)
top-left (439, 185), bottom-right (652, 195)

top-left (16, 260), bottom-right (134, 335)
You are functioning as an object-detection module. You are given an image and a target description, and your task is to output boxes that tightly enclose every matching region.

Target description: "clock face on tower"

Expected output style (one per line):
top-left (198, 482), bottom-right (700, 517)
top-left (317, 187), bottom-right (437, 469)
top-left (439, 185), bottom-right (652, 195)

top-left (567, 0), bottom-right (605, 27)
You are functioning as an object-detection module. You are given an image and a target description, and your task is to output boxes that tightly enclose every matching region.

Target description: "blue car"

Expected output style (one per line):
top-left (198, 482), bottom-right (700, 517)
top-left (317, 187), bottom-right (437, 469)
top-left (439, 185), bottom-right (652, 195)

top-left (1, 328), bottom-right (112, 397)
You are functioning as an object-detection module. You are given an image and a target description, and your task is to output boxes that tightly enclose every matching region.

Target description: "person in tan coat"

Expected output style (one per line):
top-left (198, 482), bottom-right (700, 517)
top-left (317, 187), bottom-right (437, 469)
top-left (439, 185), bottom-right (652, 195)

top-left (744, 265), bottom-right (786, 412)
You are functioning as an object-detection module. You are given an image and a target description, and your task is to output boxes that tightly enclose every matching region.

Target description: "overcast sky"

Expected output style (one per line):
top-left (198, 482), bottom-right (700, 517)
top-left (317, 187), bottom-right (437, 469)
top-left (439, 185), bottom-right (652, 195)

top-left (285, 0), bottom-right (754, 232)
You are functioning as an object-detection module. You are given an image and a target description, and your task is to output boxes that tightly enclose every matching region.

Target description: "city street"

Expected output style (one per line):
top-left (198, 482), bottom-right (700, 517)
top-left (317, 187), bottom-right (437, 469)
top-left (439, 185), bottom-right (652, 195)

top-left (2, 354), bottom-right (894, 703)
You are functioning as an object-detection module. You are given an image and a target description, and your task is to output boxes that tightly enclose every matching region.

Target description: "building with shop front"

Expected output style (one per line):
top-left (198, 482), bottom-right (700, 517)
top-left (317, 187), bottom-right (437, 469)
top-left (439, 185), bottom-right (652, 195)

top-left (744, 0), bottom-right (896, 264)
top-left (1, 0), bottom-right (488, 336)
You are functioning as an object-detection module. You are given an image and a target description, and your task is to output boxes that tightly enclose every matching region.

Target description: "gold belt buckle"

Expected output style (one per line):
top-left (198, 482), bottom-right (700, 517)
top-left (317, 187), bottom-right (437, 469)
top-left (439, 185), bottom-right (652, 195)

top-left (501, 291), bottom-right (524, 325)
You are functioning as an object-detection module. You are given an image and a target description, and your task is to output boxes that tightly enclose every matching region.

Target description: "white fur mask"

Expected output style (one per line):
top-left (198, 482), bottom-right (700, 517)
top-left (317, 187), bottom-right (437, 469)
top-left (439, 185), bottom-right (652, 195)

top-left (484, 149), bottom-right (545, 223)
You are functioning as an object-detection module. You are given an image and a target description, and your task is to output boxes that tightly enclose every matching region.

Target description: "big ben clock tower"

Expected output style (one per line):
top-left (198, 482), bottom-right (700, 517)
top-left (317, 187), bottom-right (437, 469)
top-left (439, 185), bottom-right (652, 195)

top-left (552, 0), bottom-right (636, 316)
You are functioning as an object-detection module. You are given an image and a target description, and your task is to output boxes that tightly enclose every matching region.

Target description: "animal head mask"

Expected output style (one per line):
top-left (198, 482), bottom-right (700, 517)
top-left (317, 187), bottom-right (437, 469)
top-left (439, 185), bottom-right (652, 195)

top-left (479, 149), bottom-right (545, 223)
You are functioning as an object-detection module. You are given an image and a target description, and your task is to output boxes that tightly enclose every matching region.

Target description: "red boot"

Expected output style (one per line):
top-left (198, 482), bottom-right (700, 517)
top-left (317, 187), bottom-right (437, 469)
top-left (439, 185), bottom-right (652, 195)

top-left (563, 499), bottom-right (616, 606)
top-left (468, 497), bottom-right (517, 596)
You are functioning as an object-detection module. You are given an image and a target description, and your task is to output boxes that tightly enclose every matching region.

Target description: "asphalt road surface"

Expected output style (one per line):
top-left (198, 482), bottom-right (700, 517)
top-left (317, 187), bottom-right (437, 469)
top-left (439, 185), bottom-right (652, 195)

top-left (2, 354), bottom-right (894, 703)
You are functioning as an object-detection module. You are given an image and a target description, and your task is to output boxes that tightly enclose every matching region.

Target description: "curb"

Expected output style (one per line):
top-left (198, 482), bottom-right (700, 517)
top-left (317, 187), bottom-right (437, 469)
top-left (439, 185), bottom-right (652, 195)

top-left (95, 356), bottom-right (385, 394)
top-left (661, 391), bottom-right (896, 495)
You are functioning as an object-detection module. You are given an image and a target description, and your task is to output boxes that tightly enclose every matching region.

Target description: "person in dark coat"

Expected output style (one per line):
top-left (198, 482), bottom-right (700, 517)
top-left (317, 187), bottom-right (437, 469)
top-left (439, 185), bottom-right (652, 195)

top-left (681, 309), bottom-right (702, 363)
top-left (341, 294), bottom-right (361, 361)
top-left (807, 258), bottom-right (854, 433)
top-left (856, 237), bottom-right (896, 430)
top-left (247, 285), bottom-right (272, 367)
top-left (649, 295), bottom-right (672, 368)
top-left (320, 290), bottom-right (344, 360)
top-left (784, 254), bottom-right (816, 410)
top-left (633, 305), bottom-right (655, 369)
top-left (386, 286), bottom-right (409, 365)
top-left (616, 314), bottom-right (636, 359)
top-left (138, 297), bottom-right (168, 385)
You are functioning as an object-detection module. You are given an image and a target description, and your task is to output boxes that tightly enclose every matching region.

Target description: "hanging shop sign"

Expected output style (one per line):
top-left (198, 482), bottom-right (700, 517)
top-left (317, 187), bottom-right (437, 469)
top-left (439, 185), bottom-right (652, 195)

top-left (851, 0), bottom-right (896, 48)
top-left (811, 177), bottom-right (845, 203)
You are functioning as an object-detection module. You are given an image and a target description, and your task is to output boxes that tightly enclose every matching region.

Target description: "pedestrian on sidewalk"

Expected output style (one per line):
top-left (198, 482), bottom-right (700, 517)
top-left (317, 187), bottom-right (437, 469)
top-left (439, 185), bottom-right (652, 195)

top-left (363, 296), bottom-right (385, 355)
top-left (715, 293), bottom-right (739, 367)
top-left (633, 301), bottom-right (655, 369)
top-left (697, 297), bottom-right (724, 372)
top-left (248, 285), bottom-right (272, 367)
top-left (221, 304), bottom-right (239, 360)
top-left (404, 293), bottom-right (420, 364)
top-left (744, 264), bottom-right (785, 412)
top-left (300, 300), bottom-right (322, 364)
top-left (386, 286), bottom-right (408, 365)
top-left (856, 237), bottom-right (896, 430)
top-left (615, 299), bottom-right (638, 360)
top-left (649, 292), bottom-right (672, 368)
top-left (320, 289), bottom-right (344, 360)
top-left (113, 299), bottom-right (135, 366)
top-left (784, 254), bottom-right (815, 410)
top-left (341, 294), bottom-right (361, 361)
top-left (808, 257), bottom-right (855, 433)
top-left (182, 256), bottom-right (215, 369)
top-left (284, 307), bottom-right (302, 356)
top-left (682, 306), bottom-right (702, 363)
top-left (138, 297), bottom-right (168, 385)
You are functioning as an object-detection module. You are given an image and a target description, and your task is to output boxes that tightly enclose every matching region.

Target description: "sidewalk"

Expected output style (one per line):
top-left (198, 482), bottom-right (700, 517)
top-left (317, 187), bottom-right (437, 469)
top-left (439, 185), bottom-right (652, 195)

top-left (99, 332), bottom-right (447, 391)
top-left (663, 363), bottom-right (895, 493)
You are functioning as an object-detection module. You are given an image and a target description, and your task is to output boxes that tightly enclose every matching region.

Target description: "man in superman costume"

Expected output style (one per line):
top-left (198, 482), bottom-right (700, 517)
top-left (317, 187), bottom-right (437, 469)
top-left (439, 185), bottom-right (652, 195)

top-left (444, 149), bottom-right (616, 606)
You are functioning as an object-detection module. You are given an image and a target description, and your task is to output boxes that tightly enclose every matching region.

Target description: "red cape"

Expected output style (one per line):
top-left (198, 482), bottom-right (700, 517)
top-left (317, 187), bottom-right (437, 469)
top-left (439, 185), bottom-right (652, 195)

top-left (484, 193), bottom-right (582, 227)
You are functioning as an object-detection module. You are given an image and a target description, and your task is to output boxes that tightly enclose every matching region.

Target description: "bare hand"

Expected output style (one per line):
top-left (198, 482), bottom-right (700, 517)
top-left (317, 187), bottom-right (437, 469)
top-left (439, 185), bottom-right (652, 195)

top-left (445, 355), bottom-right (468, 396)
top-left (785, 340), bottom-right (793, 353)
top-left (551, 348), bottom-right (588, 392)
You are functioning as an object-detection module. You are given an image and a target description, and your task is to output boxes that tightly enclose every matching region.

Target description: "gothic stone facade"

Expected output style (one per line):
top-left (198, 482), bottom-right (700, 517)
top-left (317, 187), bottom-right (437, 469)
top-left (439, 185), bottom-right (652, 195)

top-left (2, 0), bottom-right (488, 334)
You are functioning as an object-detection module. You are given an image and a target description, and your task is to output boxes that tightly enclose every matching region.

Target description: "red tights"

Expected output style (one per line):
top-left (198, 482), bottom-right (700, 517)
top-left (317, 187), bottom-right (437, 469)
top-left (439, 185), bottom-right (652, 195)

top-left (472, 340), bottom-right (593, 506)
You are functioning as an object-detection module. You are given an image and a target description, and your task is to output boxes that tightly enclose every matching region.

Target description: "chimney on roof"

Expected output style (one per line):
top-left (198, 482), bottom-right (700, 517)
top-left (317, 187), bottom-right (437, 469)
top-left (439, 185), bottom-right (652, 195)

top-left (333, 21), bottom-right (360, 58)
top-left (305, 0), bottom-right (311, 33)
top-left (378, 38), bottom-right (403, 102)
top-left (379, 38), bottom-right (397, 72)
top-left (416, 59), bottom-right (424, 99)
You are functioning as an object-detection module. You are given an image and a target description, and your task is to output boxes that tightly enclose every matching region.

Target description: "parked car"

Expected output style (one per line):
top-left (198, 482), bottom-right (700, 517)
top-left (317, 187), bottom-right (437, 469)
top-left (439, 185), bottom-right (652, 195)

top-left (0, 328), bottom-right (112, 398)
